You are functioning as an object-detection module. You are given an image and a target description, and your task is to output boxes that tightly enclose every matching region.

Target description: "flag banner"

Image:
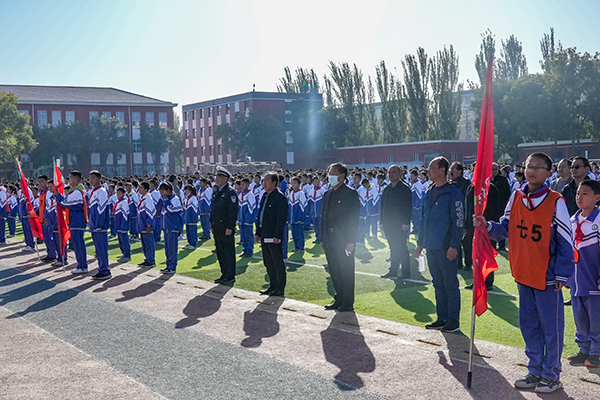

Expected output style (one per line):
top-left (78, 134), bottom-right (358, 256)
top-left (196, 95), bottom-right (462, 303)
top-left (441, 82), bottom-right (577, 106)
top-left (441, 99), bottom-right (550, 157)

top-left (471, 56), bottom-right (499, 316)
top-left (15, 158), bottom-right (44, 240)
top-left (54, 161), bottom-right (71, 258)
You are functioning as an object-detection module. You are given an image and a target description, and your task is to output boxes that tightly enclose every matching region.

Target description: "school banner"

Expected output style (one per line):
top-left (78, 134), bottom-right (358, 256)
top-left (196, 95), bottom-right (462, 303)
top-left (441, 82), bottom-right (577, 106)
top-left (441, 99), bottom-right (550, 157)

top-left (54, 161), bottom-right (71, 257)
top-left (15, 158), bottom-right (44, 240)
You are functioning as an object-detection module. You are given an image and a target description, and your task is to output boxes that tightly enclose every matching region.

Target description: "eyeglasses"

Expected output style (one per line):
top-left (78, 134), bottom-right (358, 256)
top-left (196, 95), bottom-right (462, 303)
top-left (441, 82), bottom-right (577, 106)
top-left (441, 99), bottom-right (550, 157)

top-left (570, 165), bottom-right (586, 170)
top-left (525, 166), bottom-right (549, 172)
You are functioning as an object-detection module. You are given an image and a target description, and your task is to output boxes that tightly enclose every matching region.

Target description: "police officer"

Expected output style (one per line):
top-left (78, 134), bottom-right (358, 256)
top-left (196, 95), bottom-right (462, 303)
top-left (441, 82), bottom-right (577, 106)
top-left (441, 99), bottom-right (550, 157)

top-left (210, 166), bottom-right (238, 285)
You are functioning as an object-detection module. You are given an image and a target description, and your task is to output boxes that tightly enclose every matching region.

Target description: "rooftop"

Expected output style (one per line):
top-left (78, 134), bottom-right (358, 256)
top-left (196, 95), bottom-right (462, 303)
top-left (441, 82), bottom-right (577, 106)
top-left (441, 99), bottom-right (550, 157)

top-left (0, 84), bottom-right (177, 107)
top-left (183, 91), bottom-right (322, 111)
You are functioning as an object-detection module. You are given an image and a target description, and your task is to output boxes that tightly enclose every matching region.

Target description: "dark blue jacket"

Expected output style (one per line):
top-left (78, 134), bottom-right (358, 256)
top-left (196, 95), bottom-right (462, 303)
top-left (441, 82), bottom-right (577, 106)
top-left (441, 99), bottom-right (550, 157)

top-left (417, 183), bottom-right (464, 250)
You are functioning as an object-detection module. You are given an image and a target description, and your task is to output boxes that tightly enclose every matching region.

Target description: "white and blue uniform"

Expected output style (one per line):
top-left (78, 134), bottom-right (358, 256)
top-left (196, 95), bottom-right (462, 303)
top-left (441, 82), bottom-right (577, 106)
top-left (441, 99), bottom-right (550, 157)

top-left (312, 185), bottom-right (326, 242)
top-left (365, 185), bottom-right (380, 237)
top-left (288, 189), bottom-right (306, 250)
top-left (88, 186), bottom-right (111, 274)
top-left (0, 188), bottom-right (7, 243)
top-left (113, 198), bottom-right (131, 258)
top-left (410, 180), bottom-right (424, 235)
top-left (151, 189), bottom-right (163, 242)
top-left (18, 187), bottom-right (35, 248)
top-left (357, 185), bottom-right (368, 245)
top-left (303, 182), bottom-right (314, 231)
top-left (7, 193), bottom-right (18, 236)
top-left (39, 189), bottom-right (58, 260)
top-left (238, 189), bottom-right (256, 256)
top-left (108, 192), bottom-right (118, 237)
top-left (162, 194), bottom-right (183, 271)
top-left (136, 193), bottom-right (156, 265)
top-left (55, 188), bottom-right (88, 270)
top-left (184, 194), bottom-right (199, 248)
top-left (198, 186), bottom-right (212, 240)
top-left (127, 190), bottom-right (139, 237)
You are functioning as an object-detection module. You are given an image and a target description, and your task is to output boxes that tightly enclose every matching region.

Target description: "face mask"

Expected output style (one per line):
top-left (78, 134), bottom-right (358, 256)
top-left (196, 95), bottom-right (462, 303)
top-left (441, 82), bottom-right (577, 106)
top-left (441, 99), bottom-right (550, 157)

top-left (328, 175), bottom-right (339, 186)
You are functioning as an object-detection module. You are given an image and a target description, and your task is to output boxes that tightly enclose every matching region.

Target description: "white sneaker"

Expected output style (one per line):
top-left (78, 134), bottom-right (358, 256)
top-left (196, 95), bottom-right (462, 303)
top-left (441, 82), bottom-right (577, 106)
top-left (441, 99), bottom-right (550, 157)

top-left (22, 246), bottom-right (35, 252)
top-left (184, 245), bottom-right (196, 250)
top-left (71, 268), bottom-right (88, 274)
top-left (117, 257), bottom-right (131, 263)
top-left (52, 261), bottom-right (67, 267)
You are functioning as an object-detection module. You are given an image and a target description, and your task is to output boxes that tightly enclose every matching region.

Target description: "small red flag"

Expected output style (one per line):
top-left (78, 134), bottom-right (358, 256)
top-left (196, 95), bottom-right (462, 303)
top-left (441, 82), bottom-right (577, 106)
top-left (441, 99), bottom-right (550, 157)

top-left (54, 162), bottom-right (71, 257)
top-left (472, 56), bottom-right (499, 316)
top-left (15, 158), bottom-right (44, 240)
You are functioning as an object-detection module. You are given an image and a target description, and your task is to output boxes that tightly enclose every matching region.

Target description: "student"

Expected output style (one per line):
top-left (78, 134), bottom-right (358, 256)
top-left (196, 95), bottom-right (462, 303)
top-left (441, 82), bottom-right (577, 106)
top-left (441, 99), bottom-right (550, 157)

top-left (303, 175), bottom-right (314, 231)
top-left (18, 183), bottom-right (36, 252)
top-left (113, 187), bottom-right (131, 262)
top-left (150, 179), bottom-right (163, 243)
top-left (107, 184), bottom-right (117, 238)
top-left (87, 171), bottom-right (112, 280)
top-left (312, 179), bottom-right (326, 244)
top-left (37, 175), bottom-right (58, 263)
top-left (237, 178), bottom-right (256, 257)
top-left (566, 179), bottom-right (600, 368)
top-left (0, 182), bottom-right (6, 244)
top-left (474, 152), bottom-right (574, 393)
top-left (198, 178), bottom-right (212, 240)
top-left (47, 179), bottom-right (68, 267)
top-left (288, 177), bottom-right (306, 252)
top-left (125, 182), bottom-right (139, 239)
top-left (160, 182), bottom-right (183, 274)
top-left (183, 184), bottom-right (199, 250)
top-left (356, 178), bottom-right (369, 245)
top-left (7, 185), bottom-right (18, 237)
top-left (409, 170), bottom-right (424, 235)
top-left (511, 171), bottom-right (527, 192)
top-left (136, 181), bottom-right (156, 267)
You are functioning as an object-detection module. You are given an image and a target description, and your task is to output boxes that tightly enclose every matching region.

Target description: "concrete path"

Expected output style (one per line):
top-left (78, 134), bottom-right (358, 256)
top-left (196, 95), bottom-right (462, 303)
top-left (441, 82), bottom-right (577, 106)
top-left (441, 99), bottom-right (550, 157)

top-left (1, 239), bottom-right (600, 399)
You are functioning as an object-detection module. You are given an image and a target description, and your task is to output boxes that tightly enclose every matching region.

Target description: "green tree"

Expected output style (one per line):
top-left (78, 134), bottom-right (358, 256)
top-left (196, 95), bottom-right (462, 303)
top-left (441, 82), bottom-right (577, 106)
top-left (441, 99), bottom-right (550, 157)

top-left (140, 122), bottom-right (168, 173)
top-left (167, 113), bottom-right (184, 173)
top-left (0, 90), bottom-right (36, 161)
top-left (429, 45), bottom-right (463, 140)
top-left (497, 34), bottom-right (528, 81)
top-left (90, 115), bottom-right (130, 169)
top-left (216, 111), bottom-right (284, 161)
top-left (29, 125), bottom-right (62, 167)
top-left (375, 60), bottom-right (408, 143)
top-left (277, 67), bottom-right (320, 94)
top-left (402, 47), bottom-right (430, 141)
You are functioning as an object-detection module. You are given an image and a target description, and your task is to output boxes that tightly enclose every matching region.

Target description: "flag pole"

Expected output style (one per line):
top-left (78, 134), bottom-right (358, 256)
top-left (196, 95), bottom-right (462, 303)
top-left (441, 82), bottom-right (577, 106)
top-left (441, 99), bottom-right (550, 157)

top-left (467, 304), bottom-right (476, 388)
top-left (53, 157), bottom-right (66, 273)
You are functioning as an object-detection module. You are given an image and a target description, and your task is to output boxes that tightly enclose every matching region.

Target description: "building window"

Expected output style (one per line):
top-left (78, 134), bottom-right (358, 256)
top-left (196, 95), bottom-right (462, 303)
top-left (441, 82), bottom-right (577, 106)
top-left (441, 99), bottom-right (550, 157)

top-left (388, 155), bottom-right (394, 163)
top-left (201, 146), bottom-right (205, 157)
top-left (413, 153), bottom-right (420, 161)
top-left (217, 145), bottom-right (222, 155)
top-left (115, 111), bottom-right (125, 124)
top-left (200, 109), bottom-right (204, 119)
top-left (451, 152), bottom-right (457, 160)
top-left (200, 127), bottom-right (205, 137)
top-left (193, 128), bottom-right (197, 138)
top-left (226, 104), bottom-right (230, 114)
top-left (89, 111), bottom-right (99, 124)
top-left (65, 111), bottom-right (75, 123)
top-left (185, 129), bottom-right (189, 138)
top-left (132, 112), bottom-right (141, 128)
top-left (359, 156), bottom-right (366, 164)
top-left (208, 107), bottom-right (212, 118)
top-left (145, 112), bottom-right (154, 126)
top-left (52, 111), bottom-right (62, 126)
top-left (133, 140), bottom-right (142, 152)
top-left (192, 110), bottom-right (196, 120)
top-left (184, 112), bottom-right (188, 121)
top-left (208, 126), bottom-right (212, 136)
top-left (159, 112), bottom-right (167, 128)
top-left (244, 100), bottom-right (249, 111)
top-left (37, 110), bottom-right (48, 127)
top-left (216, 106), bottom-right (220, 116)
top-left (210, 146), bottom-right (214, 156)
top-left (20, 109), bottom-right (29, 116)
top-left (134, 165), bottom-right (143, 175)
top-left (102, 111), bottom-right (111, 118)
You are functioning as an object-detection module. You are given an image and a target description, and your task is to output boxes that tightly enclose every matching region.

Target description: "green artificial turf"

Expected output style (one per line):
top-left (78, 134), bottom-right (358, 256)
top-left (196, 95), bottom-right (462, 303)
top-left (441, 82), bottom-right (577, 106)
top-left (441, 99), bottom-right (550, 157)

top-left (8, 224), bottom-right (578, 356)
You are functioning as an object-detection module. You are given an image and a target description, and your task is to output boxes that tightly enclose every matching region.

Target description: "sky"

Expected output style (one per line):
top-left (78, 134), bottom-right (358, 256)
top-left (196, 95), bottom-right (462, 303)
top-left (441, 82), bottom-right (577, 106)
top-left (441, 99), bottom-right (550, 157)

top-left (1, 0), bottom-right (599, 116)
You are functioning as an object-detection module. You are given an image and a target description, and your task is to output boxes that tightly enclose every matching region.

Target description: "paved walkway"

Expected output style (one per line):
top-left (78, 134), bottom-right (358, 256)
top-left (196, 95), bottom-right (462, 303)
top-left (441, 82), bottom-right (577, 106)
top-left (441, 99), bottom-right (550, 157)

top-left (1, 240), bottom-right (600, 399)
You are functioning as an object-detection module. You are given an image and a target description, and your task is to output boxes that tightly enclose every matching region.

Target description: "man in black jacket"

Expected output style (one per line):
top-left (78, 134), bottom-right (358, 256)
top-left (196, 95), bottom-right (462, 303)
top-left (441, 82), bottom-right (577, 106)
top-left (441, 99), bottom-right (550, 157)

top-left (210, 166), bottom-right (238, 286)
top-left (491, 163), bottom-right (511, 251)
top-left (321, 163), bottom-right (360, 312)
top-left (380, 165), bottom-right (413, 279)
top-left (255, 172), bottom-right (289, 296)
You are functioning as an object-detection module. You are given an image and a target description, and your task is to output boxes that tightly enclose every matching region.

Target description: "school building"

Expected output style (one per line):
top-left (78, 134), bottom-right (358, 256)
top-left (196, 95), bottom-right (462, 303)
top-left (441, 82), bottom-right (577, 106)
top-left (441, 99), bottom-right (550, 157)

top-left (517, 139), bottom-right (600, 164)
top-left (182, 90), bottom-right (323, 172)
top-left (1, 84), bottom-right (177, 176)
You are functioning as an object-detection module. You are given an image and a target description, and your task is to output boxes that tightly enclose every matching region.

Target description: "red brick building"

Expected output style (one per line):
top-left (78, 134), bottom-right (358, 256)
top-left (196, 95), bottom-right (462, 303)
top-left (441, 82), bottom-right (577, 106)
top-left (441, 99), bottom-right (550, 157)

top-left (517, 139), bottom-right (600, 164)
top-left (317, 140), bottom-right (479, 170)
top-left (1, 84), bottom-right (177, 176)
top-left (182, 91), bottom-right (323, 172)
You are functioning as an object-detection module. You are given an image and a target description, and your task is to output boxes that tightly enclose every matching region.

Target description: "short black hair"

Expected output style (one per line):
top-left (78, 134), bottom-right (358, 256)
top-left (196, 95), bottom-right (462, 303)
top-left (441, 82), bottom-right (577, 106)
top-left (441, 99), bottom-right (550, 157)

top-left (89, 170), bottom-right (102, 178)
top-left (70, 170), bottom-right (82, 179)
top-left (579, 179), bottom-right (600, 195)
top-left (527, 152), bottom-right (553, 171)
top-left (116, 187), bottom-right (126, 194)
top-left (38, 175), bottom-right (48, 181)
top-left (159, 182), bottom-right (173, 192)
top-left (433, 157), bottom-right (449, 174)
top-left (572, 156), bottom-right (591, 169)
top-left (140, 181), bottom-right (150, 191)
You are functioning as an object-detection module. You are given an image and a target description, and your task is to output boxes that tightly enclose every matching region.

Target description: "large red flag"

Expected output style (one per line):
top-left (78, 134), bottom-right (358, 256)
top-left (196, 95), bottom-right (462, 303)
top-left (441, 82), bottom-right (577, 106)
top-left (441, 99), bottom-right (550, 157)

top-left (15, 158), bottom-right (44, 240)
top-left (54, 161), bottom-right (71, 258)
top-left (471, 56), bottom-right (499, 316)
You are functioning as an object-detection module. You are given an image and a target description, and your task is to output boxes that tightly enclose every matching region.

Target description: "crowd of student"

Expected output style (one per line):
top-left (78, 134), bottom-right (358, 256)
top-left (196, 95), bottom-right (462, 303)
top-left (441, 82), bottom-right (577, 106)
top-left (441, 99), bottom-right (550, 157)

top-left (1, 154), bottom-right (600, 394)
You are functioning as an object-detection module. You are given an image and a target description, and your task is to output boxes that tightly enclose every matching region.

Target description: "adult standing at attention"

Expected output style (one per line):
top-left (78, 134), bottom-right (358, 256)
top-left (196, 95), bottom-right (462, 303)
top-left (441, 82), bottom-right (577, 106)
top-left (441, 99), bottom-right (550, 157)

top-left (379, 165), bottom-right (413, 280)
top-left (321, 162), bottom-right (360, 312)
top-left (562, 156), bottom-right (591, 216)
top-left (211, 166), bottom-right (238, 286)
top-left (549, 158), bottom-right (572, 194)
top-left (255, 172), bottom-right (289, 296)
top-left (415, 157), bottom-right (464, 333)
top-left (491, 163), bottom-right (511, 251)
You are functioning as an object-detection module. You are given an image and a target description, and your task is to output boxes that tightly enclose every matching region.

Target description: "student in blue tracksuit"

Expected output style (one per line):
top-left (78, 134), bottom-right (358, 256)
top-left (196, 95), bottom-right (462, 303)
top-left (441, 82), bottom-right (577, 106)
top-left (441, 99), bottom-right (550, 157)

top-left (18, 184), bottom-right (36, 251)
top-left (303, 175), bottom-right (314, 231)
top-left (87, 171), bottom-right (112, 280)
top-left (7, 186), bottom-right (18, 237)
top-left (198, 178), bottom-right (212, 240)
top-left (47, 180), bottom-right (68, 267)
top-left (160, 182), bottom-right (183, 273)
top-left (312, 179), bottom-right (325, 243)
top-left (37, 175), bottom-right (58, 263)
top-left (183, 184), bottom-right (199, 250)
top-left (0, 185), bottom-right (7, 244)
top-left (151, 180), bottom-right (163, 243)
top-left (278, 175), bottom-right (289, 260)
top-left (113, 187), bottom-right (131, 262)
top-left (126, 182), bottom-right (139, 239)
top-left (136, 181), bottom-right (156, 267)
top-left (238, 178), bottom-right (256, 257)
top-left (107, 184), bottom-right (117, 238)
top-left (409, 170), bottom-right (424, 235)
top-left (288, 177), bottom-right (306, 252)
top-left (52, 171), bottom-right (89, 275)
top-left (356, 179), bottom-right (370, 245)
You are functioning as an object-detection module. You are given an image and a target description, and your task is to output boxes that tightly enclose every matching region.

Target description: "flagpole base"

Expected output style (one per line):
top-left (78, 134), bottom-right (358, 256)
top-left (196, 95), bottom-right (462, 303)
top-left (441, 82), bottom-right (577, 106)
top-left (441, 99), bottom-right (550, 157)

top-left (467, 371), bottom-right (472, 388)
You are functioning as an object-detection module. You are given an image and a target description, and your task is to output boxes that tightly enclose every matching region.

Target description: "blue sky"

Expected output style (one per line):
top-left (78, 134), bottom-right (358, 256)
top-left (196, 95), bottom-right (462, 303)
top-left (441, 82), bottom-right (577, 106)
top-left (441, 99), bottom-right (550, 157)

top-left (1, 0), bottom-right (599, 115)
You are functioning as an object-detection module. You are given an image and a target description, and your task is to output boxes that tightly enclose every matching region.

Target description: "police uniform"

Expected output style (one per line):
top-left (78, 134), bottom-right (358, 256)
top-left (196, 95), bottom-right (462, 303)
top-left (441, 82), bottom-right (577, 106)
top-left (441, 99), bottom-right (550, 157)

top-left (210, 166), bottom-right (238, 284)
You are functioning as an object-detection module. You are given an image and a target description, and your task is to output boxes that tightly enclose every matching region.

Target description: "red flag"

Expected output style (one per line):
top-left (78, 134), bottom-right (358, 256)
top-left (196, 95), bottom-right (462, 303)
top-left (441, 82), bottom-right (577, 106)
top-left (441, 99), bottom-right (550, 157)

top-left (54, 161), bottom-right (71, 258)
top-left (15, 158), bottom-right (44, 240)
top-left (472, 56), bottom-right (499, 316)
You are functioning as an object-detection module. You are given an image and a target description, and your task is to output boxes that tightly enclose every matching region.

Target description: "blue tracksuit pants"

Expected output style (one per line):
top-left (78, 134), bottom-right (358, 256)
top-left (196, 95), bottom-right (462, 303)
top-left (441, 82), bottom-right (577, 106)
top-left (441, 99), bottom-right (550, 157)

top-left (109, 215), bottom-right (116, 236)
top-left (518, 283), bottom-right (564, 381)
top-left (92, 231), bottom-right (110, 274)
top-left (7, 216), bottom-right (16, 236)
top-left (154, 216), bottom-right (162, 242)
top-left (129, 215), bottom-right (138, 236)
top-left (282, 224), bottom-right (289, 260)
top-left (572, 295), bottom-right (600, 356)
top-left (42, 224), bottom-right (57, 259)
top-left (186, 223), bottom-right (198, 248)
top-left (22, 217), bottom-right (35, 248)
top-left (427, 248), bottom-right (460, 322)
top-left (0, 218), bottom-right (5, 243)
top-left (141, 231), bottom-right (155, 264)
top-left (291, 223), bottom-right (304, 250)
top-left (53, 230), bottom-right (68, 263)
top-left (164, 230), bottom-right (178, 271)
top-left (200, 214), bottom-right (211, 239)
top-left (314, 216), bottom-right (322, 241)
top-left (117, 231), bottom-right (131, 258)
top-left (240, 224), bottom-right (253, 255)
top-left (70, 229), bottom-right (87, 270)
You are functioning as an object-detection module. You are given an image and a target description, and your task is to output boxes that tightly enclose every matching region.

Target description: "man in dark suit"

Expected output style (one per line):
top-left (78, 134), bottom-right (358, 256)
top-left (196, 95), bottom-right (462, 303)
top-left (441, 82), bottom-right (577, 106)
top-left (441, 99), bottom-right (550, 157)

top-left (380, 165), bottom-right (413, 279)
top-left (321, 163), bottom-right (360, 312)
top-left (255, 172), bottom-right (289, 296)
top-left (491, 163), bottom-right (511, 251)
top-left (210, 166), bottom-right (238, 286)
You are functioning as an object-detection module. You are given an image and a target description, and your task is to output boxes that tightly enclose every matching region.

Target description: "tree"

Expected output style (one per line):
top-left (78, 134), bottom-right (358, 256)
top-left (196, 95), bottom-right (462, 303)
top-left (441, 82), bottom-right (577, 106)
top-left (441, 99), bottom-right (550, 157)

top-left (402, 47), bottom-right (430, 141)
top-left (140, 122), bottom-right (168, 172)
top-left (89, 115), bottom-right (130, 169)
top-left (375, 60), bottom-right (408, 143)
top-left (29, 125), bottom-right (62, 167)
top-left (167, 113), bottom-right (184, 173)
top-left (0, 90), bottom-right (36, 161)
top-left (429, 45), bottom-right (463, 140)
top-left (277, 67), bottom-right (320, 94)
top-left (216, 111), bottom-right (284, 161)
top-left (497, 35), bottom-right (528, 81)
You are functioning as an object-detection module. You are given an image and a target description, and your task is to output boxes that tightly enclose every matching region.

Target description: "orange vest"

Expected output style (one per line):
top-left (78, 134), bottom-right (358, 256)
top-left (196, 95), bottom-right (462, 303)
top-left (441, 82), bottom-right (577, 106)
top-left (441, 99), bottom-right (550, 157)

top-left (508, 190), bottom-right (561, 290)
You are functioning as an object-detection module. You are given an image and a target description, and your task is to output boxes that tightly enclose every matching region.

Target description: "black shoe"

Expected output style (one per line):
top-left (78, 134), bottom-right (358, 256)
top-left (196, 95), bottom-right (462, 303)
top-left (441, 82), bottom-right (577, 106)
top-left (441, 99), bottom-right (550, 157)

top-left (41, 256), bottom-right (55, 263)
top-left (270, 290), bottom-right (285, 297)
top-left (564, 299), bottom-right (572, 306)
top-left (220, 278), bottom-right (235, 286)
top-left (425, 319), bottom-right (447, 330)
top-left (259, 288), bottom-right (273, 295)
top-left (336, 306), bottom-right (354, 312)
top-left (214, 276), bottom-right (225, 283)
top-left (324, 302), bottom-right (341, 310)
top-left (441, 319), bottom-right (460, 333)
top-left (568, 351), bottom-right (589, 366)
top-left (380, 272), bottom-right (398, 280)
top-left (463, 265), bottom-right (472, 271)
top-left (161, 268), bottom-right (175, 274)
top-left (486, 285), bottom-right (493, 292)
top-left (92, 272), bottom-right (112, 280)
top-left (586, 355), bottom-right (600, 368)
top-left (400, 274), bottom-right (411, 280)
top-left (465, 283), bottom-right (474, 290)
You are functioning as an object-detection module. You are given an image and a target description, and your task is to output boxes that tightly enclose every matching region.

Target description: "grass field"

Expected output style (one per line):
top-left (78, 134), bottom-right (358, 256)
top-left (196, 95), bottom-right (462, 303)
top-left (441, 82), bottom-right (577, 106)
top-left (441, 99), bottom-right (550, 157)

top-left (8, 224), bottom-right (579, 356)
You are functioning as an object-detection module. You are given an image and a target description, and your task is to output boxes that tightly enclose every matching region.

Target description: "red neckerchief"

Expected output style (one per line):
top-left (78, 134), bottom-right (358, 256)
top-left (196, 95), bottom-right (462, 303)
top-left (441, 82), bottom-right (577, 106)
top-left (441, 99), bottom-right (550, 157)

top-left (138, 195), bottom-right (145, 210)
top-left (186, 194), bottom-right (193, 208)
top-left (314, 188), bottom-right (318, 200)
top-left (90, 186), bottom-right (103, 203)
top-left (366, 189), bottom-right (370, 200)
top-left (519, 186), bottom-right (550, 210)
top-left (113, 198), bottom-right (125, 215)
